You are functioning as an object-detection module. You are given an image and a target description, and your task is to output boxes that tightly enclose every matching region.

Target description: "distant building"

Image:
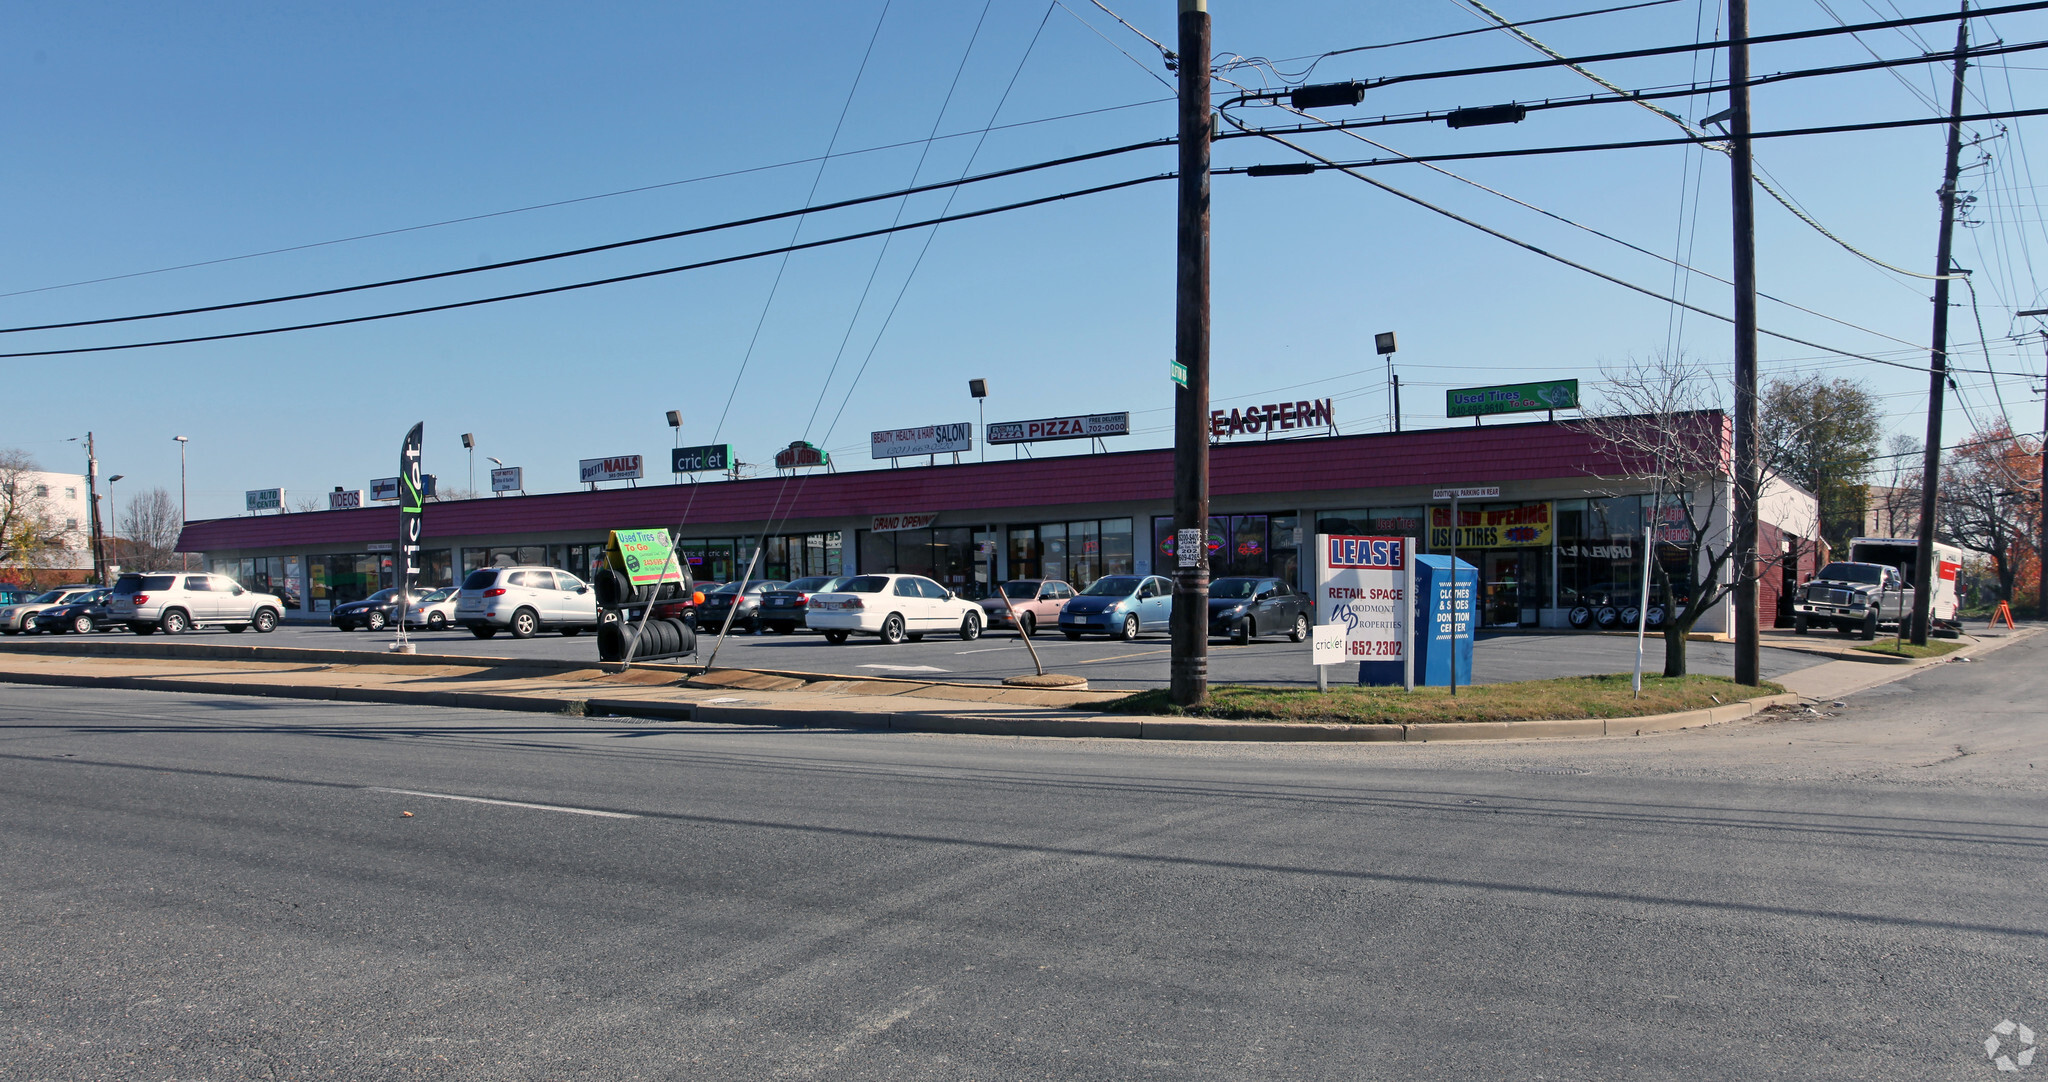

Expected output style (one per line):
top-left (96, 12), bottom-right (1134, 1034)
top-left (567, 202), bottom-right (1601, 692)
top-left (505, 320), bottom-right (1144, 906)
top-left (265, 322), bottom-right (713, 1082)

top-left (1863, 485), bottom-right (1921, 538)
top-left (6, 469), bottom-right (96, 580)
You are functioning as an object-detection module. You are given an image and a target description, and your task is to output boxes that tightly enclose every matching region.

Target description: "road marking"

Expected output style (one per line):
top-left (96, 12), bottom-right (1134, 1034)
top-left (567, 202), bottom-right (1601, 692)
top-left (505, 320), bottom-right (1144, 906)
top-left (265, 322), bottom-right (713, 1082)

top-left (365, 787), bottom-right (638, 819)
top-left (1077, 648), bottom-right (1172, 664)
top-left (857, 664), bottom-right (948, 672)
top-left (953, 646), bottom-right (1018, 654)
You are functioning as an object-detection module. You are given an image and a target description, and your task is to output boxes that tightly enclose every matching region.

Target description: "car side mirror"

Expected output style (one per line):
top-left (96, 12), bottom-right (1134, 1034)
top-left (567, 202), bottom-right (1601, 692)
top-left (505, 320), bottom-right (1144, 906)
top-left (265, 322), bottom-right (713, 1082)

top-left (576, 585), bottom-right (588, 593)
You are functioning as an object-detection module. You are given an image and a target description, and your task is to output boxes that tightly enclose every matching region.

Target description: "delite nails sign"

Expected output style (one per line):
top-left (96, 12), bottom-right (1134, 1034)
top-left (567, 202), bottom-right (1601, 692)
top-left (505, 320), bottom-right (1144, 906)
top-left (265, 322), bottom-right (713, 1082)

top-left (579, 455), bottom-right (644, 483)
top-left (871, 423), bottom-right (972, 459)
top-left (1209, 398), bottom-right (1334, 438)
top-left (985, 412), bottom-right (1129, 445)
top-left (1445, 379), bottom-right (1579, 418)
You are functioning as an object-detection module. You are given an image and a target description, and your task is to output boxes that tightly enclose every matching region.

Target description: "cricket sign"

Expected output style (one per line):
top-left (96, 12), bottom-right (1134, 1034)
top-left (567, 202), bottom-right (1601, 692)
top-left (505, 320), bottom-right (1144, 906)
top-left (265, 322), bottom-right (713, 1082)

top-left (1315, 534), bottom-right (1414, 689)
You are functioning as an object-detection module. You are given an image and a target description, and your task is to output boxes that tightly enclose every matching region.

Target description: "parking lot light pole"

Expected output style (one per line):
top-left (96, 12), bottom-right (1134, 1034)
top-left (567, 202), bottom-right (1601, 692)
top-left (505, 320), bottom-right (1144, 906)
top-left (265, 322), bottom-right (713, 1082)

top-left (1169, 0), bottom-right (1211, 708)
top-left (172, 435), bottom-right (189, 570)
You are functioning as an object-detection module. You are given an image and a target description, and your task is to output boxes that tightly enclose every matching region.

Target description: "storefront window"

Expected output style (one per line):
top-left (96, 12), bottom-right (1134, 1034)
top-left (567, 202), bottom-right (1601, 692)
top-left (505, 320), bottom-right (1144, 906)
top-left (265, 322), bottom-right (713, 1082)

top-left (1009, 528), bottom-right (1039, 581)
top-left (312, 554), bottom-right (379, 608)
top-left (680, 539), bottom-right (738, 582)
top-left (1041, 523), bottom-right (1067, 585)
top-left (1158, 513), bottom-right (1294, 580)
top-left (854, 528), bottom-right (977, 590)
top-left (759, 532), bottom-right (842, 580)
top-left (1100, 519), bottom-right (1134, 578)
top-left (461, 548), bottom-right (491, 577)
top-left (1557, 496), bottom-right (1652, 611)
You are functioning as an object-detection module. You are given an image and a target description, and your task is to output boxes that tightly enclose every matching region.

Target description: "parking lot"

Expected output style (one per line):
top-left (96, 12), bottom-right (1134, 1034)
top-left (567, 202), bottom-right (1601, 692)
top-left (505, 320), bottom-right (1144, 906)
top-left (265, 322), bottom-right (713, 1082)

top-left (35, 620), bottom-right (1831, 690)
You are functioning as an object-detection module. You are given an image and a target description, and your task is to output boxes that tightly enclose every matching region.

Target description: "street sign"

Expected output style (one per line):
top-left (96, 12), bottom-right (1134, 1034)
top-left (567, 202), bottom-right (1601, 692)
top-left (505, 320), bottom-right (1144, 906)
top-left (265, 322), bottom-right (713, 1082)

top-left (1432, 486), bottom-right (1499, 500)
top-left (579, 455), bottom-right (644, 483)
top-left (490, 466), bottom-right (523, 493)
top-left (1170, 360), bottom-right (1187, 388)
top-left (671, 444), bottom-right (732, 473)
top-left (871, 423), bottom-right (972, 459)
top-left (245, 488), bottom-right (282, 512)
top-left (1445, 379), bottom-right (1579, 418)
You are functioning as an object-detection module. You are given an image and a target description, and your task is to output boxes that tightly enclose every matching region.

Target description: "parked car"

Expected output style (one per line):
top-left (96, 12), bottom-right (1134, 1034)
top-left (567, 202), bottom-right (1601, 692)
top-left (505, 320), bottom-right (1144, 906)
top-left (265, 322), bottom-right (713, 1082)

top-left (454, 566), bottom-right (598, 639)
top-left (0, 585), bottom-right (102, 634)
top-left (805, 574), bottom-right (984, 644)
top-left (1058, 574), bottom-right (1174, 641)
top-left (106, 572), bottom-right (285, 635)
top-left (757, 576), bottom-right (848, 634)
top-left (977, 579), bottom-right (1074, 638)
top-left (1793, 561), bottom-right (1910, 639)
top-left (652, 581), bottom-right (721, 627)
top-left (30, 588), bottom-right (114, 634)
top-left (1208, 576), bottom-right (1313, 644)
top-left (694, 579), bottom-right (787, 634)
top-left (330, 587), bottom-right (439, 632)
top-left (404, 586), bottom-right (459, 630)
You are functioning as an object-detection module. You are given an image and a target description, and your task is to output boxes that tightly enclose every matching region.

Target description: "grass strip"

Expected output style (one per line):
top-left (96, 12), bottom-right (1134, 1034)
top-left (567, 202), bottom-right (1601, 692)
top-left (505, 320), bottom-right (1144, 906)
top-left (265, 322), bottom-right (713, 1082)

top-left (1854, 639), bottom-right (1964, 659)
top-left (1099, 673), bottom-right (1782, 726)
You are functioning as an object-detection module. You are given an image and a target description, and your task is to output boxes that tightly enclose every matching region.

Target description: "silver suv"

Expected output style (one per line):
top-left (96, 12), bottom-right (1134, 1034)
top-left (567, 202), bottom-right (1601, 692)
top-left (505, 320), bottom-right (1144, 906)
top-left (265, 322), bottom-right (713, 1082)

top-left (108, 572), bottom-right (285, 635)
top-left (454, 566), bottom-right (598, 639)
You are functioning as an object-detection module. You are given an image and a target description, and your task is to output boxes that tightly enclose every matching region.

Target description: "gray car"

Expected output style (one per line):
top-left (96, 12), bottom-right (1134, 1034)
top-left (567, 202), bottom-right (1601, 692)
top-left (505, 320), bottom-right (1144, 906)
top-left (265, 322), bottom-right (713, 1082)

top-left (454, 566), bottom-right (598, 639)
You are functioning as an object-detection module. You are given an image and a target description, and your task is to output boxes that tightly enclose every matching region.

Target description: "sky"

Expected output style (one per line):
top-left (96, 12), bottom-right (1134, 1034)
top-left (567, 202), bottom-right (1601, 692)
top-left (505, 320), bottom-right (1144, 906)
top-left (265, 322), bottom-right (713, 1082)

top-left (5, 1), bottom-right (2045, 524)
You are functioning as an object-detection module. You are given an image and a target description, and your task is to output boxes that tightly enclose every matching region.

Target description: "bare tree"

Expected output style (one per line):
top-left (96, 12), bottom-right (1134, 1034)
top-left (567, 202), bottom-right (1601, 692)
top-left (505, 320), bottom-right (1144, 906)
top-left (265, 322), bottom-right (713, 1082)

top-left (1938, 421), bottom-right (2040, 604)
top-left (1577, 354), bottom-right (1763, 678)
top-left (1, 447), bottom-right (66, 579)
top-left (430, 485), bottom-right (481, 502)
top-left (121, 488), bottom-right (184, 571)
top-left (291, 494), bottom-right (325, 513)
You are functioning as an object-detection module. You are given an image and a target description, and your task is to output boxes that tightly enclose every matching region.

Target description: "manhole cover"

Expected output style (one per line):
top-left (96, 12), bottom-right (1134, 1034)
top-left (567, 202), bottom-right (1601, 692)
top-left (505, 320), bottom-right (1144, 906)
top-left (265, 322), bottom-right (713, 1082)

top-left (1511, 766), bottom-right (1588, 775)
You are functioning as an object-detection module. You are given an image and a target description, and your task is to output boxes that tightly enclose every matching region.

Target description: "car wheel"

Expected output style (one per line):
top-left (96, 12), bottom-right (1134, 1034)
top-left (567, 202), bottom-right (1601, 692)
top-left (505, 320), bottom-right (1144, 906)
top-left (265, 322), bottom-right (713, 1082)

top-left (161, 609), bottom-right (189, 635)
top-left (823, 630), bottom-right (849, 644)
top-left (1289, 614), bottom-right (1309, 643)
top-left (959, 611), bottom-right (982, 641)
top-left (1230, 619), bottom-right (1250, 646)
top-left (1594, 606), bottom-right (1620, 629)
top-left (1793, 614), bottom-right (1808, 635)
top-left (1567, 605), bottom-right (1593, 630)
top-left (1018, 612), bottom-right (1036, 638)
top-left (1620, 605), bottom-right (1641, 628)
top-left (472, 626), bottom-right (498, 639)
top-left (365, 610), bottom-right (388, 632)
top-left (510, 609), bottom-right (539, 639)
top-left (1119, 614), bottom-right (1141, 642)
top-left (427, 612), bottom-right (447, 630)
top-left (879, 614), bottom-right (907, 644)
top-left (1063, 630), bottom-right (1082, 640)
top-left (253, 609), bottom-right (278, 633)
top-left (1861, 612), bottom-right (1879, 640)
top-left (1646, 605), bottom-right (1666, 629)
top-left (74, 615), bottom-right (96, 634)
top-left (225, 623), bottom-right (248, 634)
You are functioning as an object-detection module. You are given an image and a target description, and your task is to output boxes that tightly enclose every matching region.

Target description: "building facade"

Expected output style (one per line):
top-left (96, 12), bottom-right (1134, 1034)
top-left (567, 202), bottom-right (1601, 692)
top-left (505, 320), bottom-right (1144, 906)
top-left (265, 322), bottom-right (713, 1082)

top-left (179, 415), bottom-right (1821, 633)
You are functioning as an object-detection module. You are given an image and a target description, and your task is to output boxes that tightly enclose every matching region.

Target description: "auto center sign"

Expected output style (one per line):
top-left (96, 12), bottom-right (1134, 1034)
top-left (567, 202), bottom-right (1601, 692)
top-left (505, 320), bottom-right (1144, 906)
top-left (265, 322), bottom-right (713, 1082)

top-left (579, 455), bottom-right (644, 483)
top-left (985, 411), bottom-right (1129, 445)
top-left (872, 422), bottom-right (972, 459)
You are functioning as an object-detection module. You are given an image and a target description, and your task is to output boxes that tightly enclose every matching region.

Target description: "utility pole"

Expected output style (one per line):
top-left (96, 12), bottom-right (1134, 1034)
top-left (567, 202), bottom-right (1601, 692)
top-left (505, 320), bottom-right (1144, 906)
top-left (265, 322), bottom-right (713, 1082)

top-left (2040, 332), bottom-right (2047, 622)
top-left (1169, 0), bottom-right (1211, 708)
top-left (1728, 0), bottom-right (1762, 686)
top-left (84, 432), bottom-right (105, 584)
top-left (1911, 3), bottom-right (1971, 645)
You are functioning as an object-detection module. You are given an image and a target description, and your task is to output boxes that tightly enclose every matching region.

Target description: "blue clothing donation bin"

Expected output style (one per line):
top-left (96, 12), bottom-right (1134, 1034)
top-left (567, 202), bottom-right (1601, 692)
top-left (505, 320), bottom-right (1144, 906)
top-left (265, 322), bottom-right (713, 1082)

top-left (1361, 554), bottom-right (1475, 687)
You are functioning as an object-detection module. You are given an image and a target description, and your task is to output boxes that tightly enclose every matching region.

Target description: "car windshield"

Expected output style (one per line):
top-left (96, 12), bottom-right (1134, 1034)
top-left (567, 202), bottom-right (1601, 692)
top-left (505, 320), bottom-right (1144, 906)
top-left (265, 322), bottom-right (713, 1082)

top-left (420, 588), bottom-right (453, 602)
top-left (1080, 576), bottom-right (1141, 597)
top-left (785, 577), bottom-right (839, 592)
top-left (1816, 563), bottom-right (1884, 584)
top-left (839, 576), bottom-right (890, 593)
top-left (1211, 578), bottom-right (1260, 599)
top-left (999, 581), bottom-right (1042, 599)
top-left (29, 590), bottom-right (66, 604)
top-left (366, 589), bottom-right (398, 603)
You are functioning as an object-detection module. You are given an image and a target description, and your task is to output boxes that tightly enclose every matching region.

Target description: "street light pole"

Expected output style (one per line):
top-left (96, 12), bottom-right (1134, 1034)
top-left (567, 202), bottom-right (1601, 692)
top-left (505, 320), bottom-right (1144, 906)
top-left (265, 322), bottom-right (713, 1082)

top-left (1727, 0), bottom-right (1763, 686)
top-left (1169, 0), bottom-right (1211, 708)
top-left (106, 474), bottom-right (123, 573)
top-left (172, 435), bottom-right (189, 571)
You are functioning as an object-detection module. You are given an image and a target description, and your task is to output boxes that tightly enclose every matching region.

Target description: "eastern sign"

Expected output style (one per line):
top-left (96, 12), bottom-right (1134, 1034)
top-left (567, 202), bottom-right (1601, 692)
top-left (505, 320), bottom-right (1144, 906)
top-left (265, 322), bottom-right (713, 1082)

top-left (871, 423), bottom-right (972, 460)
top-left (1316, 534), bottom-right (1412, 679)
top-left (985, 412), bottom-right (1130, 445)
top-left (328, 489), bottom-right (365, 510)
top-left (490, 467), bottom-right (523, 493)
top-left (871, 513), bottom-right (938, 533)
top-left (1428, 502), bottom-right (1554, 549)
top-left (245, 488), bottom-right (283, 512)
top-left (580, 455), bottom-right (644, 483)
top-left (1445, 379), bottom-right (1579, 418)
top-left (671, 444), bottom-right (732, 473)
top-left (605, 528), bottom-right (686, 587)
top-left (1208, 399), bottom-right (1334, 438)
top-left (773, 441), bottom-right (830, 469)
top-left (370, 475), bottom-right (436, 502)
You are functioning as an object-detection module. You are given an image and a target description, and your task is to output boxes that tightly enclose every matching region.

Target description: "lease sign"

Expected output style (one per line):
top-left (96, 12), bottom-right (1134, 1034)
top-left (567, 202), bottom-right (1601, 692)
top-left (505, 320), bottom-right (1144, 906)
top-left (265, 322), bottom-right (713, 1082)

top-left (1315, 534), bottom-right (1410, 660)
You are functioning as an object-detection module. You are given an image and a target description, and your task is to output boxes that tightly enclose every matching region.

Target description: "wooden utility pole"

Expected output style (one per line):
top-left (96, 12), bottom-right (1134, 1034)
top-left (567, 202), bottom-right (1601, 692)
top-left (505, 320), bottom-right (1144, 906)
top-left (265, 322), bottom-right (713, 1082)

top-left (1728, 0), bottom-right (1762, 686)
top-left (84, 431), bottom-right (106, 584)
top-left (1169, 0), bottom-right (1211, 707)
top-left (1911, 3), bottom-right (1971, 645)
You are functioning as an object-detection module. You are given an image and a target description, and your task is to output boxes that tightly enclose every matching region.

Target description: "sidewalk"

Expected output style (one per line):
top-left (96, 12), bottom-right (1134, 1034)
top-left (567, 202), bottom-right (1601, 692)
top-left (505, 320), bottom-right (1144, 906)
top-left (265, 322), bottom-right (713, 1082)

top-left (1, 628), bottom-right (2034, 742)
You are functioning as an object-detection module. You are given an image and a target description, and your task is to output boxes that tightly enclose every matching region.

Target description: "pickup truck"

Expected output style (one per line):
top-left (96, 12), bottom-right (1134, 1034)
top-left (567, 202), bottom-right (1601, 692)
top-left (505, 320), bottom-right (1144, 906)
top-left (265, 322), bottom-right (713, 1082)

top-left (1792, 561), bottom-right (1909, 639)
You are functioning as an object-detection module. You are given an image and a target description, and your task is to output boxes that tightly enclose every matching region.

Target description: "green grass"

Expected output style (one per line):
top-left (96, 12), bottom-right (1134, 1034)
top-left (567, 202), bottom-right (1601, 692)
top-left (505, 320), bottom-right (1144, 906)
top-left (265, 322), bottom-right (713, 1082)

top-left (1854, 639), bottom-right (1965, 659)
top-left (1098, 673), bottom-right (1784, 726)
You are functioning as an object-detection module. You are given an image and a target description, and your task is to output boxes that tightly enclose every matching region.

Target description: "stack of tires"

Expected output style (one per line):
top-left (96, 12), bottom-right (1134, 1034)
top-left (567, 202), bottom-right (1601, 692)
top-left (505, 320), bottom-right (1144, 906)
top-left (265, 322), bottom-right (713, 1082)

top-left (592, 568), bottom-right (695, 662)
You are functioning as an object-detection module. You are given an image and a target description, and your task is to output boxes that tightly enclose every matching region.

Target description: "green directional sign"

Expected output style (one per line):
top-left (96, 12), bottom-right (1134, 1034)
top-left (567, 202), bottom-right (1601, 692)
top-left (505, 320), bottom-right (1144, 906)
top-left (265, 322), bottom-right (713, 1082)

top-left (1170, 360), bottom-right (1188, 388)
top-left (1446, 378), bottom-right (1579, 418)
top-left (605, 528), bottom-right (686, 586)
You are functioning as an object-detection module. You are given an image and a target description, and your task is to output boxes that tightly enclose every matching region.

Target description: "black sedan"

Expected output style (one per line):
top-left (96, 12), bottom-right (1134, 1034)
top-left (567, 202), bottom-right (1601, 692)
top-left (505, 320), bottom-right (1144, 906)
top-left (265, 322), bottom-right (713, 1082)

top-left (31, 588), bottom-right (114, 634)
top-left (331, 588), bottom-right (433, 632)
top-left (1208, 576), bottom-right (1314, 644)
top-left (693, 580), bottom-right (786, 634)
top-left (757, 575), bottom-right (848, 634)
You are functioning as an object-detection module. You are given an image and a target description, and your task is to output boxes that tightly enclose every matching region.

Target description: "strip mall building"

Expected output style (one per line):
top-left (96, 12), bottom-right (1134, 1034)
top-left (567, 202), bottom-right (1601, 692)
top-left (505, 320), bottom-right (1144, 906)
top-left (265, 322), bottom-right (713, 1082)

top-left (180, 413), bottom-right (1822, 634)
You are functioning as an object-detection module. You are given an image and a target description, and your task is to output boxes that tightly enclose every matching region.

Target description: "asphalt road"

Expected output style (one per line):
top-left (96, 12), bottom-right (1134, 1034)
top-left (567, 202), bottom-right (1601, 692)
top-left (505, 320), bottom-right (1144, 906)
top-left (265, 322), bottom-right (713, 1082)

top-left (93, 620), bottom-right (1828, 689)
top-left (2, 634), bottom-right (2040, 1079)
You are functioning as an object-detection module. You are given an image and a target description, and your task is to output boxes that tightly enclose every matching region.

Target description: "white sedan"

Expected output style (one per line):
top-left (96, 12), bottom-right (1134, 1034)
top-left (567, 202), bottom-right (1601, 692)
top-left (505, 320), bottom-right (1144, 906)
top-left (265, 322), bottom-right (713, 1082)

top-left (804, 574), bottom-right (984, 645)
top-left (404, 586), bottom-right (459, 630)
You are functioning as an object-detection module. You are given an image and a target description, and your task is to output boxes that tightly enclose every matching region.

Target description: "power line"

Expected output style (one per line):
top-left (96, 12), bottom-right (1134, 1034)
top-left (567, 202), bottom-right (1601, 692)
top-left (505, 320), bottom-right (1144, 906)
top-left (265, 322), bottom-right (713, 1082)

top-left (0, 174), bottom-right (1171, 359)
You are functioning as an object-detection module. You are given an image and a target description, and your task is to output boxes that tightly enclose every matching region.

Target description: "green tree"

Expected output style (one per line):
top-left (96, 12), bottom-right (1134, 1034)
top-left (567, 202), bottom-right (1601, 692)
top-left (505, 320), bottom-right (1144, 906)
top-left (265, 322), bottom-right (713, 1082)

top-left (1, 448), bottom-right (66, 579)
top-left (1759, 374), bottom-right (1881, 550)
